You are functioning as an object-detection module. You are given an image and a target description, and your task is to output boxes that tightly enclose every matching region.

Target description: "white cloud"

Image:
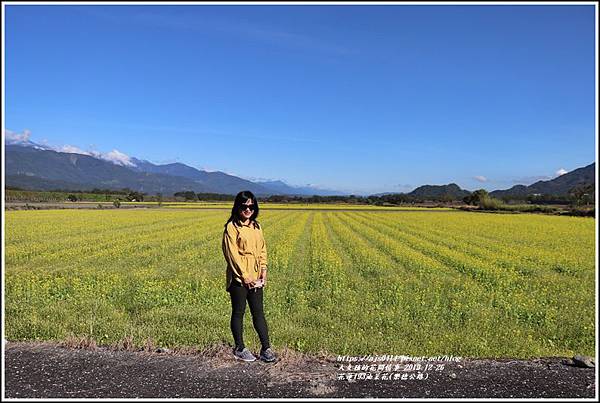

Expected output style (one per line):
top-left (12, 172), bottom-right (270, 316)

top-left (101, 149), bottom-right (136, 167)
top-left (511, 175), bottom-right (552, 185)
top-left (5, 129), bottom-right (54, 150)
top-left (5, 129), bottom-right (32, 143)
top-left (555, 168), bottom-right (568, 177)
top-left (54, 144), bottom-right (135, 167)
top-left (6, 128), bottom-right (137, 168)
top-left (59, 145), bottom-right (92, 155)
top-left (474, 175), bottom-right (488, 182)
top-left (199, 166), bottom-right (220, 173)
top-left (244, 176), bottom-right (286, 183)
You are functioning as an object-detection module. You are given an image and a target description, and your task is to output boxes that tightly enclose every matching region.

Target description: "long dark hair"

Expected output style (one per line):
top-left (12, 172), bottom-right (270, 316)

top-left (224, 190), bottom-right (261, 230)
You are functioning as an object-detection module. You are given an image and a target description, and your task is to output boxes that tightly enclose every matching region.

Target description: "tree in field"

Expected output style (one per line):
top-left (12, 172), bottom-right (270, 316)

top-left (569, 183), bottom-right (595, 206)
top-left (126, 191), bottom-right (145, 202)
top-left (174, 191), bottom-right (196, 201)
top-left (439, 193), bottom-right (454, 203)
top-left (463, 189), bottom-right (488, 206)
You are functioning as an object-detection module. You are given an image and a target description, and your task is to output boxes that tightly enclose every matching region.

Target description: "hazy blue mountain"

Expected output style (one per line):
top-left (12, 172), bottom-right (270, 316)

top-left (4, 144), bottom-right (339, 196)
top-left (129, 157), bottom-right (273, 195)
top-left (130, 158), bottom-right (345, 196)
top-left (4, 145), bottom-right (271, 195)
top-left (130, 158), bottom-right (207, 179)
top-left (253, 180), bottom-right (346, 196)
top-left (6, 174), bottom-right (100, 192)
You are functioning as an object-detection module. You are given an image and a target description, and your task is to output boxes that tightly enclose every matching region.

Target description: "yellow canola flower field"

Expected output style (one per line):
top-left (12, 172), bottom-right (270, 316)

top-left (4, 208), bottom-right (595, 358)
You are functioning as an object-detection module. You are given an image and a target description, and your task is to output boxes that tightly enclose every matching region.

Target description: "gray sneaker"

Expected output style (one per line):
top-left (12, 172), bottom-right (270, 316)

top-left (259, 347), bottom-right (277, 363)
top-left (233, 347), bottom-right (256, 362)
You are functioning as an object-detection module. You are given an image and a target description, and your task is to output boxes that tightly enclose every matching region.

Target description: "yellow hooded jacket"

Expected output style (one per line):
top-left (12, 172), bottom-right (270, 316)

top-left (222, 220), bottom-right (267, 290)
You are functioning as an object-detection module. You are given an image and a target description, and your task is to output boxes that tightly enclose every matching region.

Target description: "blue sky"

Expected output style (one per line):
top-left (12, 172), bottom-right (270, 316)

top-left (4, 4), bottom-right (596, 195)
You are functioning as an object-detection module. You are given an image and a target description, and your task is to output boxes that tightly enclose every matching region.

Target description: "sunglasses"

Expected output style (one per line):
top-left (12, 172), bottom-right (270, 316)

top-left (239, 204), bottom-right (255, 211)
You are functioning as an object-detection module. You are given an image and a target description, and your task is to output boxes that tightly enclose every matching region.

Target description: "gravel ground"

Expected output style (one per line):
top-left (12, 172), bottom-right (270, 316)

top-left (3, 341), bottom-right (596, 399)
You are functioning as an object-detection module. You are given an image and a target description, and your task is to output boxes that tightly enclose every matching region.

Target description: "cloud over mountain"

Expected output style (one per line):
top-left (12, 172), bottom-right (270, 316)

top-left (5, 129), bottom-right (136, 167)
top-left (5, 129), bottom-right (32, 143)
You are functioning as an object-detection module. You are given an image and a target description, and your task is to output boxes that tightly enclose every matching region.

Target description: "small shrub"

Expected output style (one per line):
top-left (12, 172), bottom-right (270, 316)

top-left (62, 333), bottom-right (97, 350)
top-left (114, 335), bottom-right (135, 351)
top-left (524, 205), bottom-right (556, 213)
top-left (564, 207), bottom-right (595, 217)
top-left (479, 196), bottom-right (504, 211)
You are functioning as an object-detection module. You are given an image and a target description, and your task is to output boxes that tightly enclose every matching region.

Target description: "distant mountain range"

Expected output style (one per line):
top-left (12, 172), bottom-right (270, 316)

top-left (4, 143), bottom-right (344, 196)
top-left (4, 139), bottom-right (595, 198)
top-left (370, 164), bottom-right (595, 199)
top-left (488, 163), bottom-right (595, 198)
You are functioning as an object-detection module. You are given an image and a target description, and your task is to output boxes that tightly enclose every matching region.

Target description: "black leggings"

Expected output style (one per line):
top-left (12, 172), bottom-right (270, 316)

top-left (227, 280), bottom-right (270, 351)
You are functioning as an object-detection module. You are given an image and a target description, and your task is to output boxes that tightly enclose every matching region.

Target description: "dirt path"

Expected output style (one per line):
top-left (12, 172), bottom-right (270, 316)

top-left (3, 341), bottom-right (596, 398)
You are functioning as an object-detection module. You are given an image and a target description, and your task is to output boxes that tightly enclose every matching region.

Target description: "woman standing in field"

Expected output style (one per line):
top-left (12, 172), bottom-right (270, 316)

top-left (222, 190), bottom-right (276, 362)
